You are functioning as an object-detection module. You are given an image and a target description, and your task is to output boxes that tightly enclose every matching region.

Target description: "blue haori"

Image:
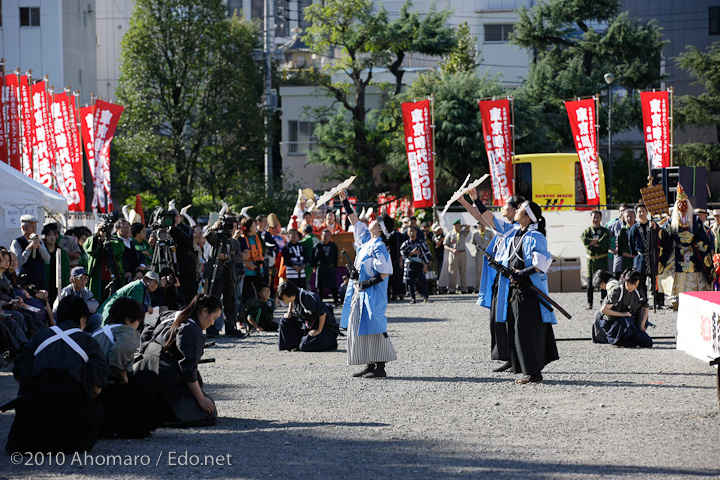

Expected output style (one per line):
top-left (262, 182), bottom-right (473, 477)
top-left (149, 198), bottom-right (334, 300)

top-left (476, 217), bottom-right (557, 325)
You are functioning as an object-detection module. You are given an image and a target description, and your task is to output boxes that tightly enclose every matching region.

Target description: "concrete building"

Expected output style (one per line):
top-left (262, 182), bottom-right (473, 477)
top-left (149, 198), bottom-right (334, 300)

top-left (96, 0), bottom-right (133, 101)
top-left (0, 0), bottom-right (97, 104)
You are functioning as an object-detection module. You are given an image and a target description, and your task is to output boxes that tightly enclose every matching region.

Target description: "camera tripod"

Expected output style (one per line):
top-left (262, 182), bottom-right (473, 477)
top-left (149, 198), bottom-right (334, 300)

top-left (207, 234), bottom-right (250, 336)
top-left (150, 228), bottom-right (180, 276)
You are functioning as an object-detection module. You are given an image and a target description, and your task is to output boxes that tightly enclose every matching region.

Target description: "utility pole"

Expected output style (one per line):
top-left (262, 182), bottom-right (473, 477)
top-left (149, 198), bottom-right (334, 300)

top-left (263, 0), bottom-right (276, 194)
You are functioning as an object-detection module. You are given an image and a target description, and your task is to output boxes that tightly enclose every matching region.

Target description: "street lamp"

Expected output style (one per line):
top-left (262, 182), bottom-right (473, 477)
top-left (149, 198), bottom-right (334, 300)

top-left (604, 73), bottom-right (615, 206)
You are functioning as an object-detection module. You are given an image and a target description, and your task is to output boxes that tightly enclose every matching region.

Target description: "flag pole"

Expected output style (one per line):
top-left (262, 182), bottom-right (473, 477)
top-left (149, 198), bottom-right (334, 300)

top-left (509, 94), bottom-right (515, 201)
top-left (594, 94), bottom-right (601, 208)
top-left (0, 58), bottom-right (6, 165)
top-left (669, 86), bottom-right (674, 168)
top-left (26, 69), bottom-right (35, 180)
top-left (429, 94), bottom-right (438, 221)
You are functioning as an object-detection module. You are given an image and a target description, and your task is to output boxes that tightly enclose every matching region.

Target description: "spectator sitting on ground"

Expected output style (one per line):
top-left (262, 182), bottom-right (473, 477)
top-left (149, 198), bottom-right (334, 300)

top-left (245, 284), bottom-right (278, 332)
top-left (53, 267), bottom-right (102, 333)
top-left (338, 274), bottom-right (350, 299)
top-left (595, 267), bottom-right (653, 348)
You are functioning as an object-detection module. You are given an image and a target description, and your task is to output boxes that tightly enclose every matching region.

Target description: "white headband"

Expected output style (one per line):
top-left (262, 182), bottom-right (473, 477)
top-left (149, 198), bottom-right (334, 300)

top-left (379, 219), bottom-right (391, 239)
top-left (523, 203), bottom-right (537, 223)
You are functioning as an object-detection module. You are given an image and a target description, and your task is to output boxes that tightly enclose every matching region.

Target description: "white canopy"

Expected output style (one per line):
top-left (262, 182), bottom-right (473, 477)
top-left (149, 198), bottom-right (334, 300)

top-left (0, 161), bottom-right (68, 248)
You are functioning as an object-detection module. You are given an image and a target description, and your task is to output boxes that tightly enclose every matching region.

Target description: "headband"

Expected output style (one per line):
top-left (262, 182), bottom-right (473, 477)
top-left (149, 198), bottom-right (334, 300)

top-left (379, 219), bottom-right (391, 239)
top-left (523, 202), bottom-right (537, 223)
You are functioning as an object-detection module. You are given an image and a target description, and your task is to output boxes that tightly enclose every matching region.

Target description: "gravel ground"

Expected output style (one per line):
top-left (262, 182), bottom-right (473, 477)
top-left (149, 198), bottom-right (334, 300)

top-left (0, 291), bottom-right (718, 480)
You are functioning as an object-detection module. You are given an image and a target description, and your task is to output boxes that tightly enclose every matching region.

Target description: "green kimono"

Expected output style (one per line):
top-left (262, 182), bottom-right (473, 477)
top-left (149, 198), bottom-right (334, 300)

top-left (99, 279), bottom-right (148, 323)
top-left (299, 235), bottom-right (319, 282)
top-left (84, 234), bottom-right (125, 303)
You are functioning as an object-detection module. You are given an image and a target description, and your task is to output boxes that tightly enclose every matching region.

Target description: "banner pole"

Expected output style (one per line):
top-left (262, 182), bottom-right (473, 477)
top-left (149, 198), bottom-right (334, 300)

top-left (594, 94), bottom-right (601, 208)
top-left (26, 69), bottom-right (35, 180)
top-left (510, 94), bottom-right (515, 200)
top-left (0, 59), bottom-right (6, 165)
top-left (669, 87), bottom-right (674, 168)
top-left (429, 94), bottom-right (437, 220)
top-left (72, 89), bottom-right (85, 211)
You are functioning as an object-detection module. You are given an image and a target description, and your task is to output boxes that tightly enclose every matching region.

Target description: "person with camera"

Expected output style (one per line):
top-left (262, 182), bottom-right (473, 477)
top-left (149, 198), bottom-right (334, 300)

top-left (150, 267), bottom-right (182, 312)
top-left (168, 210), bottom-right (198, 305)
top-left (277, 280), bottom-right (339, 352)
top-left (84, 217), bottom-right (125, 302)
top-left (114, 219), bottom-right (140, 282)
top-left (10, 215), bottom-right (50, 291)
top-left (203, 216), bottom-right (246, 337)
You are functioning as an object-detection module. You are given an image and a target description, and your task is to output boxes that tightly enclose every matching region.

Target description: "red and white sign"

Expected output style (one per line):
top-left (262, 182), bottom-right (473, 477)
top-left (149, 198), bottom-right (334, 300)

top-left (92, 100), bottom-right (124, 212)
top-left (30, 82), bottom-right (57, 189)
top-left (478, 99), bottom-right (514, 206)
top-left (565, 98), bottom-right (600, 206)
top-left (640, 91), bottom-right (670, 169)
top-left (51, 92), bottom-right (84, 211)
top-left (676, 291), bottom-right (720, 362)
top-left (19, 76), bottom-right (34, 179)
top-left (401, 100), bottom-right (435, 208)
top-left (0, 72), bottom-right (5, 165)
top-left (4, 74), bottom-right (21, 171)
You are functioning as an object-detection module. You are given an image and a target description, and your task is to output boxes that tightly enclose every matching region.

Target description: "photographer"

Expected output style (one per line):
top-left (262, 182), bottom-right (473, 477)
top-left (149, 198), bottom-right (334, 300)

top-left (84, 216), bottom-right (125, 302)
top-left (168, 210), bottom-right (198, 305)
top-left (150, 267), bottom-right (182, 311)
top-left (203, 216), bottom-right (246, 337)
top-left (10, 215), bottom-right (50, 290)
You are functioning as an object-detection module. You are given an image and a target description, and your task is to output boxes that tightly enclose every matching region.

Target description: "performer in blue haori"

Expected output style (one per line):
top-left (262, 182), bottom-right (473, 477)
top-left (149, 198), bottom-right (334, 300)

top-left (337, 190), bottom-right (397, 378)
top-left (458, 188), bottom-right (558, 384)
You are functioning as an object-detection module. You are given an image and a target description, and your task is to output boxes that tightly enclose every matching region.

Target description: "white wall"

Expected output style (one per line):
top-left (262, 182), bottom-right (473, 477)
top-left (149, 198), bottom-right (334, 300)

top-left (95, 0), bottom-right (133, 101)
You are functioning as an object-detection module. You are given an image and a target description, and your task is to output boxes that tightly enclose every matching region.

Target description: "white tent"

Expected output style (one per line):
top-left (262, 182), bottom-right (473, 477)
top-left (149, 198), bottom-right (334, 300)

top-left (0, 161), bottom-right (68, 248)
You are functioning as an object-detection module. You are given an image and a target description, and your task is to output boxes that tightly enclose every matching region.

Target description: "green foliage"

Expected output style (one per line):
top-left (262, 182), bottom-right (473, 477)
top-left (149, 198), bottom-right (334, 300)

top-left (674, 42), bottom-right (720, 172)
top-left (301, 0), bottom-right (456, 199)
top-left (510, 0), bottom-right (666, 153)
top-left (114, 0), bottom-right (265, 212)
top-left (608, 146), bottom-right (652, 203)
top-left (440, 22), bottom-right (479, 75)
top-left (386, 71), bottom-right (504, 202)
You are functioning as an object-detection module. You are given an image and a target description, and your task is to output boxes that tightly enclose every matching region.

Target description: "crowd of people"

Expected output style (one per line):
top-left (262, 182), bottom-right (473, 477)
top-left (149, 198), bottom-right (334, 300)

top-left (1, 181), bottom-right (713, 453)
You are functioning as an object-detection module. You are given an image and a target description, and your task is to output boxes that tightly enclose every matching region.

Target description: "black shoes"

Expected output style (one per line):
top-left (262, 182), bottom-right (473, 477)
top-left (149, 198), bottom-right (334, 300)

top-left (493, 361), bottom-right (512, 372)
top-left (363, 362), bottom-right (386, 378)
top-left (352, 364), bottom-right (375, 377)
top-left (515, 373), bottom-right (543, 384)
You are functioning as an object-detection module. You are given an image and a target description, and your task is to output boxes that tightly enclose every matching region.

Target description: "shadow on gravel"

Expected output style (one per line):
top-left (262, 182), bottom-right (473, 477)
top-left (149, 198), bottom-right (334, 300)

top-left (390, 317), bottom-right (447, 323)
top-left (207, 417), bottom-right (391, 431)
top-left (389, 376), bottom-right (507, 384)
top-left (543, 379), bottom-right (715, 389)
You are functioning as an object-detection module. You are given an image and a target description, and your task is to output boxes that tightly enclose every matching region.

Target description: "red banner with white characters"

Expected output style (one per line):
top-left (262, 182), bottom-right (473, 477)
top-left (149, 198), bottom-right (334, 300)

top-left (30, 82), bottom-right (57, 189)
top-left (80, 105), bottom-right (95, 179)
top-left (92, 100), bottom-right (124, 212)
top-left (0, 71), bottom-right (5, 165)
top-left (51, 92), bottom-right (84, 211)
top-left (401, 100), bottom-right (435, 208)
top-left (640, 90), bottom-right (670, 169)
top-left (4, 74), bottom-right (21, 171)
top-left (565, 98), bottom-right (600, 206)
top-left (19, 76), bottom-right (34, 179)
top-left (478, 99), bottom-right (514, 206)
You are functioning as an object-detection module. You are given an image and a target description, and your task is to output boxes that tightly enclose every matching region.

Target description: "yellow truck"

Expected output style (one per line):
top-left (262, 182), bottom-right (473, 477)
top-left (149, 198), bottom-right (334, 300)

top-left (513, 153), bottom-right (607, 210)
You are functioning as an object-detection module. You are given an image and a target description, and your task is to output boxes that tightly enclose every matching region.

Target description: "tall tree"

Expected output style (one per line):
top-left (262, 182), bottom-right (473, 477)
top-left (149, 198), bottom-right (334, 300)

top-left (302, 0), bottom-right (456, 198)
top-left (510, 0), bottom-right (666, 153)
top-left (114, 0), bottom-right (264, 208)
top-left (674, 42), bottom-right (720, 171)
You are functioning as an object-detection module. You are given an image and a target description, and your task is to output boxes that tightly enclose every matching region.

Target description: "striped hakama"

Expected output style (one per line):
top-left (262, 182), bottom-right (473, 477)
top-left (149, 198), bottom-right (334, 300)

top-left (346, 289), bottom-right (397, 365)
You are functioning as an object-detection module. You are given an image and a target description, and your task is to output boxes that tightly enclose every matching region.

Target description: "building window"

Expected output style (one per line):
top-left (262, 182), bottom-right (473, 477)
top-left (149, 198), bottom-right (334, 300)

top-left (20, 7), bottom-right (40, 27)
top-left (710, 7), bottom-right (720, 35)
top-left (484, 24), bottom-right (513, 43)
top-left (288, 120), bottom-right (317, 154)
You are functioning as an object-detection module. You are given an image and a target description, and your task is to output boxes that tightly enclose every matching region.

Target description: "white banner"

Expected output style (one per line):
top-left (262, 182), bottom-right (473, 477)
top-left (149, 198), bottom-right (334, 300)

top-left (676, 291), bottom-right (720, 362)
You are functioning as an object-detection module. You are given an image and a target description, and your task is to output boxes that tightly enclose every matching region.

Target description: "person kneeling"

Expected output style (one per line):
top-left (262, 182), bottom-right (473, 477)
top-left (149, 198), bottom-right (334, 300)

top-left (598, 268), bottom-right (653, 348)
top-left (134, 294), bottom-right (221, 427)
top-left (277, 280), bottom-right (339, 352)
top-left (6, 296), bottom-right (108, 453)
top-left (245, 284), bottom-right (279, 332)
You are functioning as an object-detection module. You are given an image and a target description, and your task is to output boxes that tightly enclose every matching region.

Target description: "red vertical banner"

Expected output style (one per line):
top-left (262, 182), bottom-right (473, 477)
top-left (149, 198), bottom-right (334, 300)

top-left (401, 100), bottom-right (435, 209)
top-left (19, 76), bottom-right (35, 179)
top-left (68, 94), bottom-right (85, 211)
top-left (30, 82), bottom-right (55, 189)
top-left (640, 91), bottom-right (670, 169)
top-left (0, 71), bottom-right (5, 164)
top-left (50, 92), bottom-right (84, 211)
top-left (478, 99), bottom-right (514, 206)
top-left (92, 100), bottom-right (124, 212)
top-left (4, 74), bottom-right (21, 171)
top-left (80, 105), bottom-right (97, 210)
top-left (565, 98), bottom-right (600, 206)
